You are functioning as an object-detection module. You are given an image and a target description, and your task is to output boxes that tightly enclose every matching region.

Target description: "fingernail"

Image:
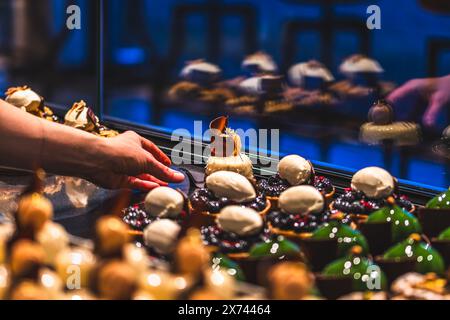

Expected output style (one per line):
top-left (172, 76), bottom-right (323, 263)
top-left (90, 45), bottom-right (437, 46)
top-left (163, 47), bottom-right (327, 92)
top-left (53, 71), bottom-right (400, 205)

top-left (173, 171), bottom-right (185, 180)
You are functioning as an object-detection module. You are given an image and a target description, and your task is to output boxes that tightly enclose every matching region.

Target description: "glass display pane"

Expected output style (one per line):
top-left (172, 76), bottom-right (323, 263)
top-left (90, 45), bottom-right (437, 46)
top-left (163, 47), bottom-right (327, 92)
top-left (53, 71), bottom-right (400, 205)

top-left (103, 0), bottom-right (450, 190)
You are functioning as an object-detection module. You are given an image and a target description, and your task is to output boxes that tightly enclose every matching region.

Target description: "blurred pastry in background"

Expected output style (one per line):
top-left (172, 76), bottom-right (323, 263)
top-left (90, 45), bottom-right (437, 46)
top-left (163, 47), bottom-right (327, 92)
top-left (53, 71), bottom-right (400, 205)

top-left (285, 60), bottom-right (338, 109)
top-left (4, 86), bottom-right (59, 122)
top-left (360, 100), bottom-right (421, 146)
top-left (241, 52), bottom-right (278, 76)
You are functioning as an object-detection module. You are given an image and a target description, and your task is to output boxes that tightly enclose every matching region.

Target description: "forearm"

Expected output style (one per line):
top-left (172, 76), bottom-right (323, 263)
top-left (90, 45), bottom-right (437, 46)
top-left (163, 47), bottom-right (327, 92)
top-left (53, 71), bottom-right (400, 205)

top-left (0, 99), bottom-right (105, 177)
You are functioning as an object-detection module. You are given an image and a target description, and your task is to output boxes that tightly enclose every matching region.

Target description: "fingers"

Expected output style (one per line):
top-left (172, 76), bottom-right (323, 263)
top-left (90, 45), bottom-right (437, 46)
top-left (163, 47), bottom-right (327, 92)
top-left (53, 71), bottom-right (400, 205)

top-left (143, 155), bottom-right (185, 183)
top-left (125, 176), bottom-right (161, 191)
top-left (137, 173), bottom-right (169, 186)
top-left (423, 92), bottom-right (448, 127)
top-left (140, 136), bottom-right (172, 166)
top-left (387, 79), bottom-right (428, 121)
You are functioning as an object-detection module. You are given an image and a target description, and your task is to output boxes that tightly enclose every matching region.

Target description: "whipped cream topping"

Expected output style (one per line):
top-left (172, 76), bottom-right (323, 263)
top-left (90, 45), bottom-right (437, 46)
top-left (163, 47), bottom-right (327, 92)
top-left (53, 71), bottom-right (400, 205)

top-left (36, 222), bottom-right (69, 265)
top-left (278, 155), bottom-right (313, 186)
top-left (217, 206), bottom-right (263, 236)
top-left (143, 219), bottom-right (181, 255)
top-left (288, 61), bottom-right (334, 87)
top-left (340, 55), bottom-right (384, 74)
top-left (5, 87), bottom-right (42, 112)
top-left (144, 187), bottom-right (184, 218)
top-left (279, 185), bottom-right (325, 215)
top-left (351, 166), bottom-right (394, 199)
top-left (205, 171), bottom-right (256, 203)
top-left (180, 61), bottom-right (221, 78)
top-left (239, 75), bottom-right (281, 95)
top-left (242, 52), bottom-right (277, 73)
top-left (64, 100), bottom-right (98, 132)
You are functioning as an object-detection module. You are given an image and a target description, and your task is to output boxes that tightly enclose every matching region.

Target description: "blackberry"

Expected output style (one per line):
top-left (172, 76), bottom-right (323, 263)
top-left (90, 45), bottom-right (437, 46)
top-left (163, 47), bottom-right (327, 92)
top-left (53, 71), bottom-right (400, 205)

top-left (122, 205), bottom-right (153, 231)
top-left (314, 176), bottom-right (334, 194)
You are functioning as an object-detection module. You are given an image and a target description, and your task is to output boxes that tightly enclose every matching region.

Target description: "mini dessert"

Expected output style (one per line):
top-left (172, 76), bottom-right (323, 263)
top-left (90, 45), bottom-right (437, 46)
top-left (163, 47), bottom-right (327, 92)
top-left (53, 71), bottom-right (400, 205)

top-left (123, 187), bottom-right (187, 234)
top-left (432, 125), bottom-right (450, 158)
top-left (205, 116), bottom-right (254, 180)
top-left (331, 167), bottom-right (414, 218)
top-left (96, 260), bottom-right (138, 300)
top-left (15, 192), bottom-right (53, 236)
top-left (241, 52), bottom-right (277, 75)
top-left (55, 247), bottom-right (97, 288)
top-left (189, 171), bottom-right (270, 224)
top-left (391, 273), bottom-right (450, 300)
top-left (35, 221), bottom-right (70, 266)
top-left (266, 186), bottom-right (331, 244)
top-left (382, 234), bottom-right (445, 276)
top-left (64, 100), bottom-right (118, 138)
top-left (143, 219), bottom-right (181, 257)
top-left (4, 86), bottom-right (59, 122)
top-left (174, 229), bottom-right (211, 278)
top-left (9, 280), bottom-right (52, 300)
top-left (95, 215), bottom-right (130, 258)
top-left (318, 246), bottom-right (387, 299)
top-left (256, 154), bottom-right (335, 204)
top-left (360, 100), bottom-right (421, 146)
top-left (0, 224), bottom-right (14, 264)
top-left (285, 60), bottom-right (337, 109)
top-left (361, 197), bottom-right (422, 255)
top-left (418, 188), bottom-right (450, 237)
top-left (267, 262), bottom-right (315, 300)
top-left (0, 265), bottom-right (9, 299)
top-left (169, 60), bottom-right (233, 104)
top-left (201, 206), bottom-right (269, 258)
top-left (329, 55), bottom-right (395, 116)
top-left (432, 227), bottom-right (450, 267)
top-left (10, 239), bottom-right (46, 280)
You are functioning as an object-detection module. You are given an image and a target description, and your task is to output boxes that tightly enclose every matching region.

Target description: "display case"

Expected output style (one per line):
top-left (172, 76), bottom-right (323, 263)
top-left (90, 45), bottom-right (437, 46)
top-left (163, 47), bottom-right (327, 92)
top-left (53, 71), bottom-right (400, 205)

top-left (1, 0), bottom-right (450, 301)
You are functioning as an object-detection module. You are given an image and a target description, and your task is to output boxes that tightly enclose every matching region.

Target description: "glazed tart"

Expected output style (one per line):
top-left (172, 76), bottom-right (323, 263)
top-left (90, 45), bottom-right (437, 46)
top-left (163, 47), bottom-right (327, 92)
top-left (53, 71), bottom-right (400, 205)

top-left (360, 100), bottom-right (421, 146)
top-left (122, 187), bottom-right (188, 236)
top-left (200, 206), bottom-right (270, 259)
top-left (431, 227), bottom-right (450, 267)
top-left (205, 116), bottom-right (254, 180)
top-left (267, 186), bottom-right (331, 246)
top-left (331, 167), bottom-right (415, 219)
top-left (418, 188), bottom-right (450, 237)
top-left (64, 100), bottom-right (118, 137)
top-left (5, 86), bottom-right (60, 122)
top-left (257, 154), bottom-right (335, 206)
top-left (189, 171), bottom-right (271, 225)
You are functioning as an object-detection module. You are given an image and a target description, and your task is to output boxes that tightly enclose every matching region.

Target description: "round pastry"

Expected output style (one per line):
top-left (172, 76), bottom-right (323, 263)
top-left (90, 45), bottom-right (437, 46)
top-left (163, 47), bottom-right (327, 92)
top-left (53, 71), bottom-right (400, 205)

top-left (55, 247), bottom-right (96, 288)
top-left (267, 186), bottom-right (331, 241)
top-left (360, 100), bottom-right (421, 146)
top-left (97, 260), bottom-right (138, 300)
top-left (144, 187), bottom-right (184, 219)
top-left (0, 223), bottom-right (14, 264)
top-left (16, 192), bottom-right (53, 235)
top-left (257, 154), bottom-right (335, 204)
top-left (174, 229), bottom-right (210, 277)
top-left (189, 171), bottom-right (270, 224)
top-left (10, 240), bottom-right (46, 280)
top-left (95, 215), bottom-right (130, 258)
top-left (122, 243), bottom-right (150, 275)
top-left (201, 206), bottom-right (269, 258)
top-left (9, 281), bottom-right (51, 300)
top-left (143, 219), bottom-right (181, 256)
top-left (5, 86), bottom-right (42, 113)
top-left (35, 221), bottom-right (70, 266)
top-left (180, 60), bottom-right (222, 84)
top-left (331, 167), bottom-right (414, 217)
top-left (267, 262), bottom-right (314, 300)
top-left (391, 272), bottom-right (449, 300)
top-left (206, 116), bottom-right (254, 180)
top-left (241, 52), bottom-right (277, 75)
top-left (288, 60), bottom-right (334, 89)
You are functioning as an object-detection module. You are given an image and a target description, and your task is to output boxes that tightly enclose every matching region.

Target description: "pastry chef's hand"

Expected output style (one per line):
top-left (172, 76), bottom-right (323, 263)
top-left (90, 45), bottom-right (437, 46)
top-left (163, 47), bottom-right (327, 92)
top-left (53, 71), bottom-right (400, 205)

top-left (90, 131), bottom-right (185, 190)
top-left (387, 75), bottom-right (450, 127)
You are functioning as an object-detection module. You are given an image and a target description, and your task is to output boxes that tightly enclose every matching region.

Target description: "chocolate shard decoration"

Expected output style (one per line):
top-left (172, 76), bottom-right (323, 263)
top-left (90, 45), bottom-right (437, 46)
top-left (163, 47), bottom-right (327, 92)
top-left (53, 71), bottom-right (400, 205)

top-left (209, 116), bottom-right (237, 157)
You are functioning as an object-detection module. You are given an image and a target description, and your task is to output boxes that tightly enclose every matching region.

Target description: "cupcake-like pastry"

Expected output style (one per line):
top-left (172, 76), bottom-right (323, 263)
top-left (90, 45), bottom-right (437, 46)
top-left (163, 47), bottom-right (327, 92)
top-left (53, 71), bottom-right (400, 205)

top-left (64, 100), bottom-right (118, 137)
top-left (201, 206), bottom-right (269, 258)
top-left (9, 281), bottom-right (51, 300)
top-left (241, 52), bottom-right (277, 75)
top-left (285, 60), bottom-right (337, 109)
top-left (362, 198), bottom-right (422, 256)
top-left (332, 167), bottom-right (414, 217)
top-left (123, 187), bottom-right (187, 233)
top-left (10, 240), bottom-right (46, 280)
top-left (418, 188), bottom-right (450, 238)
top-left (5, 86), bottom-right (59, 122)
top-left (267, 262), bottom-right (315, 300)
top-left (55, 247), bottom-right (96, 288)
top-left (189, 171), bottom-right (270, 224)
top-left (391, 272), bottom-right (449, 300)
top-left (360, 100), bottom-right (421, 146)
top-left (267, 186), bottom-right (331, 243)
top-left (16, 192), bottom-right (53, 236)
top-left (95, 215), bottom-right (130, 258)
top-left (96, 260), bottom-right (138, 300)
top-left (257, 154), bottom-right (335, 204)
top-left (205, 116), bottom-right (254, 180)
top-left (143, 219), bottom-right (181, 257)
top-left (329, 54), bottom-right (395, 117)
top-left (174, 229), bottom-right (210, 277)
top-left (319, 246), bottom-right (387, 299)
top-left (382, 234), bottom-right (445, 275)
top-left (35, 221), bottom-right (70, 266)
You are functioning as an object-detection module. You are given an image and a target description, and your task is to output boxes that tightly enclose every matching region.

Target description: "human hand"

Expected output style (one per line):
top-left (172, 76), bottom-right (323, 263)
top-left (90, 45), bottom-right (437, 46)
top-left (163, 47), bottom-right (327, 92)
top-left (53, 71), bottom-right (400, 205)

top-left (387, 75), bottom-right (450, 127)
top-left (87, 131), bottom-right (185, 190)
